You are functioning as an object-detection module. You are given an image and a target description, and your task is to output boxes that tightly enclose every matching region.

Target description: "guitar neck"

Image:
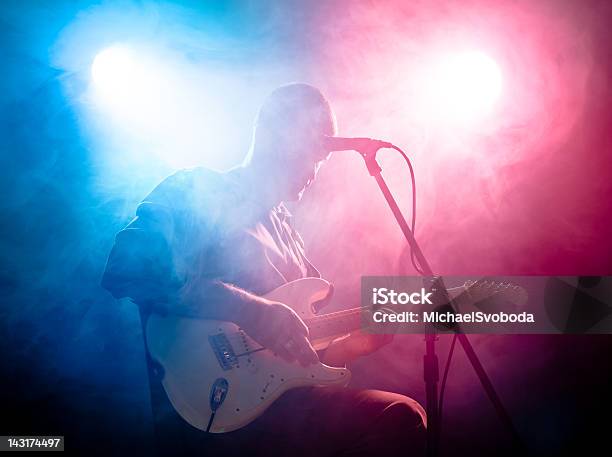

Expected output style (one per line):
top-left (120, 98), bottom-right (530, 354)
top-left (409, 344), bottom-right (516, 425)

top-left (304, 286), bottom-right (475, 341)
top-left (305, 307), bottom-right (365, 341)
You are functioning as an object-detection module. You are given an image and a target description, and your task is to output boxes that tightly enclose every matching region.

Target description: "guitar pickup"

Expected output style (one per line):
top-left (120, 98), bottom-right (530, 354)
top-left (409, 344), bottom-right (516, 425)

top-left (209, 333), bottom-right (239, 371)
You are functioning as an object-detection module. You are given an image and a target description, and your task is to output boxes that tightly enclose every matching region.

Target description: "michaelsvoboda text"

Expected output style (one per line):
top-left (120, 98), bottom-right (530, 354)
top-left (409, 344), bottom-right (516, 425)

top-left (372, 310), bottom-right (536, 324)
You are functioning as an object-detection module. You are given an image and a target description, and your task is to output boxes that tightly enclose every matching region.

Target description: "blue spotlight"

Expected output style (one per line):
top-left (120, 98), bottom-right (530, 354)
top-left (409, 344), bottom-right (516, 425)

top-left (90, 44), bottom-right (165, 128)
top-left (91, 45), bottom-right (137, 93)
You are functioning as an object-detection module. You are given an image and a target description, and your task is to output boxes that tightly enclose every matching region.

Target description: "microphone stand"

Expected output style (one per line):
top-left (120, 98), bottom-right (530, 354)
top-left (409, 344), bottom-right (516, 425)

top-left (356, 145), bottom-right (525, 457)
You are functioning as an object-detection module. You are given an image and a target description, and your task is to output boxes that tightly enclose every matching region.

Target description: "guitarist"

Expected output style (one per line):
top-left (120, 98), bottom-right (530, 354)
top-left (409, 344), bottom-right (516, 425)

top-left (102, 83), bottom-right (426, 456)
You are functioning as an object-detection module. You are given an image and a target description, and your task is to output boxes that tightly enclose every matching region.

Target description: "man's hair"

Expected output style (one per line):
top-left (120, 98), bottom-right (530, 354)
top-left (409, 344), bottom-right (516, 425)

top-left (246, 83), bottom-right (337, 163)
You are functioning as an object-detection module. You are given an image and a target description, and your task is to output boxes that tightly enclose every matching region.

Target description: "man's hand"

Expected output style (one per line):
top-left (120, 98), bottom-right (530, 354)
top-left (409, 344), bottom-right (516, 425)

top-left (322, 331), bottom-right (393, 367)
top-left (237, 299), bottom-right (319, 367)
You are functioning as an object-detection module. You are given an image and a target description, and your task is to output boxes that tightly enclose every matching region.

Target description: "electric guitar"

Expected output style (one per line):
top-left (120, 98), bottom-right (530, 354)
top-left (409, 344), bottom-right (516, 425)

top-left (145, 277), bottom-right (526, 433)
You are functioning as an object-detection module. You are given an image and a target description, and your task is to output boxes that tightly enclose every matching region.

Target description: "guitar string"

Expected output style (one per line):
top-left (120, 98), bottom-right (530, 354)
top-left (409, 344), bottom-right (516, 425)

top-left (221, 283), bottom-right (516, 361)
top-left (225, 310), bottom-right (363, 357)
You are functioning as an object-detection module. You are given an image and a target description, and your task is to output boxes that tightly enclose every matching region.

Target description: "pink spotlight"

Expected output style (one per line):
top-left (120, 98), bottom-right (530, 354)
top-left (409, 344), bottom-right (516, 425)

top-left (425, 51), bottom-right (503, 125)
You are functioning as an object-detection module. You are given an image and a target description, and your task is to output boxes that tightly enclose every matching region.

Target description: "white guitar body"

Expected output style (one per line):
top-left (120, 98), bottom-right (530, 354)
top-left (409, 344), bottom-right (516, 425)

top-left (145, 278), bottom-right (350, 433)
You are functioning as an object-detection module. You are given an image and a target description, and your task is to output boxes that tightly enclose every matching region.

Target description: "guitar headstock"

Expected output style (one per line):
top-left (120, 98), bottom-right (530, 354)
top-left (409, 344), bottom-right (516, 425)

top-left (460, 279), bottom-right (528, 309)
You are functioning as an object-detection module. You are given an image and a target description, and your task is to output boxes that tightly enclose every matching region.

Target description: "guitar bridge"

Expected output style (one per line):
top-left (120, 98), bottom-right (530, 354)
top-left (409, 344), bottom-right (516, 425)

top-left (209, 333), bottom-right (239, 371)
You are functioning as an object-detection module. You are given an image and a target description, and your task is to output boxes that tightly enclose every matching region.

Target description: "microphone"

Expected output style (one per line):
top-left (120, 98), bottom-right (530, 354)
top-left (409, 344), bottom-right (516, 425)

top-left (324, 136), bottom-right (394, 153)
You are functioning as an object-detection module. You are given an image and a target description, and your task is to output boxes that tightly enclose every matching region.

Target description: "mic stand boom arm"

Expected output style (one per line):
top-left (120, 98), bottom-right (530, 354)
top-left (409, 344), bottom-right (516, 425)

top-left (357, 145), bottom-right (525, 457)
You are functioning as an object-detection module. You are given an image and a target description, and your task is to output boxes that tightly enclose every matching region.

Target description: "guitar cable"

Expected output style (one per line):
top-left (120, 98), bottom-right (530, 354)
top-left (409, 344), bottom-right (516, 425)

top-left (205, 413), bottom-right (216, 433)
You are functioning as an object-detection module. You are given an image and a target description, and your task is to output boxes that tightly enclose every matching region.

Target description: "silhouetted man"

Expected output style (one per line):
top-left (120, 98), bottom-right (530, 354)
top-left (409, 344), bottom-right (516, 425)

top-left (102, 83), bottom-right (426, 456)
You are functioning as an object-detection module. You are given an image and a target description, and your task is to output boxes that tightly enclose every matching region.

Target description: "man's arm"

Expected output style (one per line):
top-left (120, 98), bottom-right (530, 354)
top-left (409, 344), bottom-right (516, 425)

top-left (321, 332), bottom-right (394, 367)
top-left (175, 279), bottom-right (318, 366)
top-left (102, 199), bottom-right (317, 366)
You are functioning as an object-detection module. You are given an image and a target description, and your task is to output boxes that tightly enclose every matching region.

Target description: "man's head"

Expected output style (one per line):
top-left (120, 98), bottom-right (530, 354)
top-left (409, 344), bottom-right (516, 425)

top-left (246, 83), bottom-right (337, 201)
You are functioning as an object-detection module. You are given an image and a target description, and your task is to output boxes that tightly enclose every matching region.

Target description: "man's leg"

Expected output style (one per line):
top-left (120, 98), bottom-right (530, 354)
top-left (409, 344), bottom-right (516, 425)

top-left (229, 386), bottom-right (427, 457)
top-left (153, 386), bottom-right (426, 457)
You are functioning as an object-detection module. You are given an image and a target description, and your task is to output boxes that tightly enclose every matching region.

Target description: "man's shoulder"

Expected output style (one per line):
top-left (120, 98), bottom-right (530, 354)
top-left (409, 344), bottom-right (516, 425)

top-left (155, 166), bottom-right (225, 192)
top-left (144, 167), bottom-right (227, 207)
